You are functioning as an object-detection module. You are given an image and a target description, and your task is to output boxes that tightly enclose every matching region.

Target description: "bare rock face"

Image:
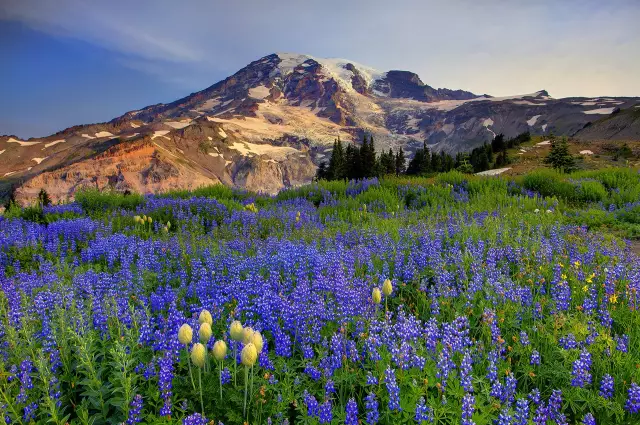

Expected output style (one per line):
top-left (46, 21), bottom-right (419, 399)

top-left (13, 140), bottom-right (219, 204)
top-left (2, 52), bottom-right (639, 204)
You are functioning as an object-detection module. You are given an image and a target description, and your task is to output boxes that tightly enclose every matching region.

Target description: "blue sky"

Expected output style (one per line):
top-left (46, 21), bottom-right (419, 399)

top-left (2, 0), bottom-right (639, 139)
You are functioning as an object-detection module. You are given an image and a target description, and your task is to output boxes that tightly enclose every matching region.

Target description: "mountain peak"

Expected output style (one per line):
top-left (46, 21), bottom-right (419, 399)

top-left (2, 53), bottom-right (637, 205)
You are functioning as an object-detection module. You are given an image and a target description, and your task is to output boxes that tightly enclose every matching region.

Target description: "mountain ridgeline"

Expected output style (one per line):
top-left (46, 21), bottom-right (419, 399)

top-left (1, 52), bottom-right (639, 203)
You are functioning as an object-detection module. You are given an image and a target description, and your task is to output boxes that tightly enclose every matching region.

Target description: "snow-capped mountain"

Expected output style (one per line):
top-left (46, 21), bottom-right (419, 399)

top-left (2, 52), bottom-right (639, 203)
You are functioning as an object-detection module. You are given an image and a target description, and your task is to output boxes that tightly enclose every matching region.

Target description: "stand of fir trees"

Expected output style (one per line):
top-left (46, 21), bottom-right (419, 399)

top-left (316, 135), bottom-right (407, 180)
top-left (317, 131), bottom-right (532, 180)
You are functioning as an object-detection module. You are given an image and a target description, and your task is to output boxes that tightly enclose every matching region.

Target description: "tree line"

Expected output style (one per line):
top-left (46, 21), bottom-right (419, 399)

top-left (316, 132), bottom-right (532, 180)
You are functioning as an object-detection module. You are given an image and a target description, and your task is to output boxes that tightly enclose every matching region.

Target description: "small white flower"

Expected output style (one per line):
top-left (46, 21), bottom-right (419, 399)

top-left (546, 209), bottom-right (553, 213)
top-left (534, 209), bottom-right (540, 213)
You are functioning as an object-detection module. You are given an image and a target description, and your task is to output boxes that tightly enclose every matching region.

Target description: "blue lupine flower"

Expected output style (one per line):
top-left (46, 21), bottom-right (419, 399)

top-left (599, 374), bottom-right (614, 399)
top-left (365, 392), bottom-right (379, 425)
top-left (345, 398), bottom-right (358, 425)
top-left (626, 383), bottom-right (640, 414)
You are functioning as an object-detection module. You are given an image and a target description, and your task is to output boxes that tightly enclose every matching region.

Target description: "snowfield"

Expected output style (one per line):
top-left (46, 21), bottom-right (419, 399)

top-left (527, 115), bottom-right (541, 126)
top-left (583, 107), bottom-right (616, 115)
top-left (5, 137), bottom-right (41, 146)
top-left (476, 167), bottom-right (511, 176)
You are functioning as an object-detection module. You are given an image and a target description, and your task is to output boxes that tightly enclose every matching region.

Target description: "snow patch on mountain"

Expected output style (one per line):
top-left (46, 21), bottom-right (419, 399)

top-left (229, 141), bottom-right (299, 160)
top-left (276, 53), bottom-right (386, 93)
top-left (44, 139), bottom-right (65, 148)
top-left (166, 120), bottom-right (192, 129)
top-left (151, 130), bottom-right (170, 140)
top-left (476, 167), bottom-right (511, 176)
top-left (248, 85), bottom-right (271, 99)
top-left (512, 100), bottom-right (547, 106)
top-left (94, 131), bottom-right (114, 138)
top-left (6, 137), bottom-right (41, 146)
top-left (527, 115), bottom-right (541, 126)
top-left (583, 107), bottom-right (616, 115)
top-left (32, 157), bottom-right (47, 164)
top-left (483, 118), bottom-right (496, 137)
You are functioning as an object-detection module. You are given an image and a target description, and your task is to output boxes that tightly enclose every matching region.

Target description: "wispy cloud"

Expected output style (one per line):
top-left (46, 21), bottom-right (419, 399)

top-left (2, 0), bottom-right (639, 97)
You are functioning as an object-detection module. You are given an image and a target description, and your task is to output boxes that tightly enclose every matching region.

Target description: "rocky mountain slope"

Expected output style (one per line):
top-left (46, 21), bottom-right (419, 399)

top-left (2, 52), bottom-right (639, 203)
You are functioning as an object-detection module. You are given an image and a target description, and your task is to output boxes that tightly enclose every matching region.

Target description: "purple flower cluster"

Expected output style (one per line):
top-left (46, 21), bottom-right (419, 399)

top-left (571, 349), bottom-right (592, 388)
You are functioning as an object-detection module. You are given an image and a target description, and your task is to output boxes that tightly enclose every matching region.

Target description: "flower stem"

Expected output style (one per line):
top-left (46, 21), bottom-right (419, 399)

top-left (186, 346), bottom-right (196, 390)
top-left (234, 345), bottom-right (238, 387)
top-left (198, 367), bottom-right (204, 415)
top-left (219, 361), bottom-right (223, 400)
top-left (243, 366), bottom-right (249, 419)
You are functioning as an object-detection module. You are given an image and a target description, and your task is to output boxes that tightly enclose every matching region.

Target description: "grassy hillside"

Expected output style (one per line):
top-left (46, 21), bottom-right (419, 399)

top-left (500, 136), bottom-right (640, 175)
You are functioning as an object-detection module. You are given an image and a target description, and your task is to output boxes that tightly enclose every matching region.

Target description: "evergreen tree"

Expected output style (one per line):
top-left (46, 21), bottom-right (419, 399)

top-left (494, 149), bottom-right (509, 168)
top-left (395, 148), bottom-right (406, 175)
top-left (37, 189), bottom-right (51, 208)
top-left (3, 188), bottom-right (17, 211)
top-left (456, 158), bottom-right (474, 174)
top-left (544, 136), bottom-right (575, 172)
top-left (379, 148), bottom-right (396, 175)
top-left (345, 143), bottom-right (361, 180)
top-left (431, 150), bottom-right (442, 172)
top-left (316, 162), bottom-right (328, 180)
top-left (360, 135), bottom-right (378, 178)
top-left (406, 142), bottom-right (431, 175)
top-left (491, 134), bottom-right (505, 153)
top-left (326, 139), bottom-right (346, 180)
top-left (485, 143), bottom-right (494, 165)
top-left (475, 151), bottom-right (490, 173)
top-left (441, 151), bottom-right (455, 172)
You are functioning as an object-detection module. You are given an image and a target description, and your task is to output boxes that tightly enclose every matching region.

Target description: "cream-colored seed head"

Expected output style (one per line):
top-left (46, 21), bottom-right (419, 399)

top-left (242, 327), bottom-right (254, 344)
top-left (147, 216), bottom-right (153, 224)
top-left (372, 287), bottom-right (382, 304)
top-left (382, 279), bottom-right (393, 296)
top-left (251, 331), bottom-right (264, 353)
top-left (241, 343), bottom-right (258, 366)
top-left (230, 320), bottom-right (244, 341)
top-left (199, 322), bottom-right (212, 343)
top-left (178, 324), bottom-right (193, 345)
top-left (212, 340), bottom-right (228, 361)
top-left (199, 309), bottom-right (213, 326)
top-left (191, 343), bottom-right (206, 368)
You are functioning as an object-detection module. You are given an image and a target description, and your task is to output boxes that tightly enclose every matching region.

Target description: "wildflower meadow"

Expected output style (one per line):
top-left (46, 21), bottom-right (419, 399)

top-left (1, 168), bottom-right (640, 424)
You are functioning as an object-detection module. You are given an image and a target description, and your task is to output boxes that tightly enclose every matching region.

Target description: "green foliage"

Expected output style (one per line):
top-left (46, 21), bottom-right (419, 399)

top-left (37, 188), bottom-right (52, 207)
top-left (521, 169), bottom-right (577, 200)
top-left (544, 136), bottom-right (576, 172)
top-left (75, 188), bottom-right (145, 212)
top-left (3, 166), bottom-right (640, 424)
